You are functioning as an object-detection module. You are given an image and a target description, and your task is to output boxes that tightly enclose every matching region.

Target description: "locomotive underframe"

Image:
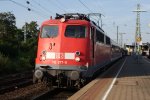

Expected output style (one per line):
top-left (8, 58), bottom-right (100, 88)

top-left (34, 64), bottom-right (87, 88)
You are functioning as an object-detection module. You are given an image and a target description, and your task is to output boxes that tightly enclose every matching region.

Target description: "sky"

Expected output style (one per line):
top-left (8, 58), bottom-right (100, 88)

top-left (0, 0), bottom-right (150, 45)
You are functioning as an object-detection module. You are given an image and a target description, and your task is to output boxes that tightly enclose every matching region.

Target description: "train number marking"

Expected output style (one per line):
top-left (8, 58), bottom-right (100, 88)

top-left (52, 60), bottom-right (68, 64)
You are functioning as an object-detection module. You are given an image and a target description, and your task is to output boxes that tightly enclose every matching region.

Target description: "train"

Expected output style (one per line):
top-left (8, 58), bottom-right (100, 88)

top-left (141, 43), bottom-right (150, 57)
top-left (33, 13), bottom-right (125, 88)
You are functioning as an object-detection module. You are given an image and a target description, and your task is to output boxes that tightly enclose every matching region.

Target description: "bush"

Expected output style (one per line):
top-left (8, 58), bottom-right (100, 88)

top-left (18, 57), bottom-right (33, 71)
top-left (0, 42), bottom-right (19, 58)
top-left (0, 53), bottom-right (34, 76)
top-left (0, 53), bottom-right (12, 75)
top-left (0, 53), bottom-right (10, 67)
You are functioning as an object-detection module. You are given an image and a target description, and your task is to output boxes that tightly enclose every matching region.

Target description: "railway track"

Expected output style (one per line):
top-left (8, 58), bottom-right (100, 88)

top-left (0, 58), bottom-right (123, 99)
top-left (32, 58), bottom-right (123, 100)
top-left (33, 87), bottom-right (78, 100)
top-left (0, 71), bottom-right (77, 100)
top-left (0, 71), bottom-right (33, 94)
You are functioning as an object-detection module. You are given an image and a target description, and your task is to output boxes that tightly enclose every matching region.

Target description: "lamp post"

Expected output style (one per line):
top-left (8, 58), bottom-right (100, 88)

top-left (120, 33), bottom-right (126, 48)
top-left (114, 24), bottom-right (127, 44)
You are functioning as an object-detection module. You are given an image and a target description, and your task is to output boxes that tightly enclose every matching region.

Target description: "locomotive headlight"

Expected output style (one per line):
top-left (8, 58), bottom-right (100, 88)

top-left (60, 18), bottom-right (66, 22)
top-left (40, 56), bottom-right (46, 61)
top-left (75, 57), bottom-right (80, 62)
top-left (42, 56), bottom-right (46, 60)
top-left (75, 51), bottom-right (80, 56)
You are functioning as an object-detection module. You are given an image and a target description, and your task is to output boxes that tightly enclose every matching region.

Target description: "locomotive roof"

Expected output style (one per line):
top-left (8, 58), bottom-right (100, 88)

top-left (42, 18), bottom-right (89, 25)
top-left (55, 13), bottom-right (90, 21)
top-left (55, 13), bottom-right (105, 31)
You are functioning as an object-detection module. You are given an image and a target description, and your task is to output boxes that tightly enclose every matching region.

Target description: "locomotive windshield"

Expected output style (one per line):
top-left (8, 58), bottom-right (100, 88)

top-left (41, 25), bottom-right (58, 38)
top-left (65, 25), bottom-right (86, 38)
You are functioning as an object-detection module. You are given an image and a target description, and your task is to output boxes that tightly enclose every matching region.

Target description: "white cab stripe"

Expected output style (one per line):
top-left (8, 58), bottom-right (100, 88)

top-left (65, 53), bottom-right (75, 59)
top-left (46, 52), bottom-right (55, 59)
top-left (46, 52), bottom-right (75, 60)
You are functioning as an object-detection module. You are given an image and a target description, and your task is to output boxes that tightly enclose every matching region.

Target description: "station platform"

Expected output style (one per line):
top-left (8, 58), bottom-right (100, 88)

top-left (68, 55), bottom-right (150, 100)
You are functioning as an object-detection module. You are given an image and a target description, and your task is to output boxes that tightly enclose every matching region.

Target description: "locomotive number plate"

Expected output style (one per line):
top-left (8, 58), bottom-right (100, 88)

top-left (52, 60), bottom-right (68, 64)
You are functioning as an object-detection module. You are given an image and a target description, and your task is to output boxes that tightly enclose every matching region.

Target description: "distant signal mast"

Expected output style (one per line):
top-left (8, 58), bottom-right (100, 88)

top-left (132, 4), bottom-right (146, 54)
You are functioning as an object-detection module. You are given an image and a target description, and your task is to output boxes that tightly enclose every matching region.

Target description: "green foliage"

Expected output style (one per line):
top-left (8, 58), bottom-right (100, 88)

top-left (0, 53), bottom-right (15, 75)
top-left (22, 21), bottom-right (39, 39)
top-left (0, 12), bottom-right (39, 76)
top-left (0, 53), bottom-right (33, 75)
top-left (16, 57), bottom-right (33, 72)
top-left (0, 40), bottom-right (19, 58)
top-left (0, 12), bottom-right (17, 40)
top-left (0, 53), bottom-right (10, 68)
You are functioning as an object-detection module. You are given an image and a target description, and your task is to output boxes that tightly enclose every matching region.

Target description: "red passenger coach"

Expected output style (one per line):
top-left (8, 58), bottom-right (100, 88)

top-left (33, 13), bottom-right (122, 87)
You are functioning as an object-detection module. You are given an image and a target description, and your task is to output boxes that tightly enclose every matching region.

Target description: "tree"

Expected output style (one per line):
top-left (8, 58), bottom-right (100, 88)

top-left (22, 21), bottom-right (39, 40)
top-left (0, 12), bottom-right (39, 75)
top-left (0, 12), bottom-right (17, 40)
top-left (0, 12), bottom-right (19, 57)
top-left (21, 21), bottom-right (39, 66)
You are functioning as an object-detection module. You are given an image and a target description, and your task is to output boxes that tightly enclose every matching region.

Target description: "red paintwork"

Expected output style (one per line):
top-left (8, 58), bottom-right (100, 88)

top-left (35, 18), bottom-right (114, 70)
top-left (36, 19), bottom-right (92, 67)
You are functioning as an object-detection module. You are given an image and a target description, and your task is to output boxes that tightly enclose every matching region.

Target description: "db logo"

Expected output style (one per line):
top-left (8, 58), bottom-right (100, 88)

top-left (55, 53), bottom-right (64, 59)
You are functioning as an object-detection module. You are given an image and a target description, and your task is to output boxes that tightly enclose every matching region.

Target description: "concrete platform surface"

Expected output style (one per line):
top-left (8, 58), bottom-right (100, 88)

top-left (68, 56), bottom-right (150, 100)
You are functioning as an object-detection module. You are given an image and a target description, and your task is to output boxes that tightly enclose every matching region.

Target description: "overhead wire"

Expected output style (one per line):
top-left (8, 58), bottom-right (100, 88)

top-left (9, 0), bottom-right (29, 10)
top-left (45, 0), bottom-right (66, 13)
top-left (54, 0), bottom-right (67, 13)
top-left (25, 0), bottom-right (50, 17)
top-left (78, 0), bottom-right (93, 13)
top-left (78, 0), bottom-right (104, 27)
top-left (32, 0), bottom-right (55, 14)
top-left (8, 0), bottom-right (48, 18)
top-left (25, 0), bottom-right (49, 15)
top-left (78, 0), bottom-right (98, 20)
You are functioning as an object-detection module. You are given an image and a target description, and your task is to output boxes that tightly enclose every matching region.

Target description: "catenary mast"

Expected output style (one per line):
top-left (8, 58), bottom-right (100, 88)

top-left (133, 4), bottom-right (146, 54)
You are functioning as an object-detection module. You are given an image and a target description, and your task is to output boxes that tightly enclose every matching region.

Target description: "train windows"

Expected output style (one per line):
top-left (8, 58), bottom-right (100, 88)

top-left (106, 36), bottom-right (110, 45)
top-left (96, 29), bottom-right (104, 43)
top-left (41, 25), bottom-right (58, 38)
top-left (65, 25), bottom-right (86, 38)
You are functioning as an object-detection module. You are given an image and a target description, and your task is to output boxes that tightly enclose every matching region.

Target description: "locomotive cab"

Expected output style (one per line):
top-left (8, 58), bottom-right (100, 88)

top-left (34, 14), bottom-right (91, 87)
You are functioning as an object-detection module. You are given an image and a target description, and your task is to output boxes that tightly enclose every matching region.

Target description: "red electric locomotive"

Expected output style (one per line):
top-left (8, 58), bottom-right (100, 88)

top-left (33, 13), bottom-right (122, 87)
